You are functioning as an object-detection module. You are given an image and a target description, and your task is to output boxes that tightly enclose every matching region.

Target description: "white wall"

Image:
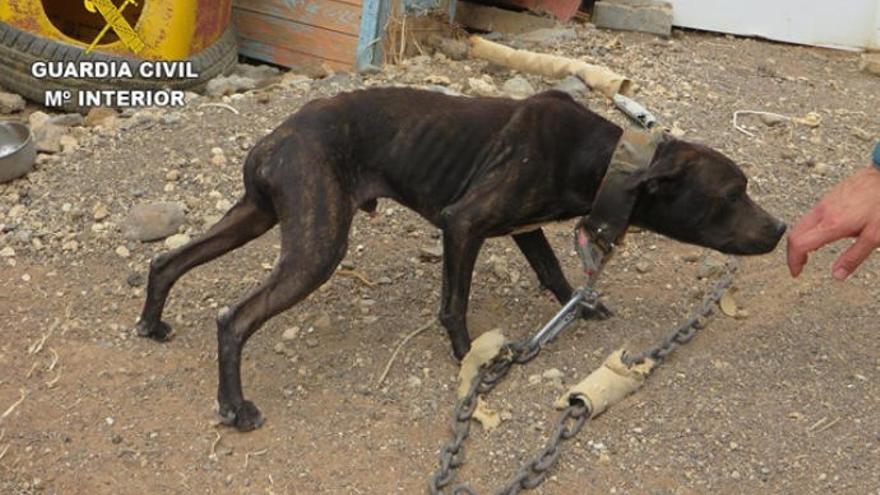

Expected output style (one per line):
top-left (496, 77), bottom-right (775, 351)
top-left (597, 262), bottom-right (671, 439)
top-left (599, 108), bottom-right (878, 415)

top-left (666, 0), bottom-right (880, 50)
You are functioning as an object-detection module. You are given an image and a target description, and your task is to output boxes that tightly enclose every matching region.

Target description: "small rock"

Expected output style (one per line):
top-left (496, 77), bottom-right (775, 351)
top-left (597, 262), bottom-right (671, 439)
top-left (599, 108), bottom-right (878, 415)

top-left (121, 111), bottom-right (157, 130)
top-left (124, 202), bottom-right (186, 241)
top-left (377, 276), bottom-right (392, 285)
top-left (312, 313), bottom-right (331, 330)
top-left (681, 252), bottom-right (700, 263)
top-left (59, 134), bottom-right (79, 153)
top-left (126, 273), bottom-right (145, 287)
top-left (165, 170), bottom-right (181, 182)
top-left (34, 124), bottom-right (66, 154)
top-left (424, 74), bottom-right (451, 85)
top-left (205, 75), bottom-right (257, 97)
top-left (160, 113), bottom-right (183, 126)
top-left (92, 202), bottom-right (110, 221)
top-left (434, 37), bottom-right (469, 60)
top-left (0, 92), bottom-right (25, 114)
top-left (419, 245), bottom-right (443, 262)
top-left (305, 337), bottom-right (319, 348)
top-left (164, 233), bottom-right (191, 250)
top-left (502, 76), bottom-right (535, 99)
top-left (851, 127), bottom-right (872, 142)
top-left (859, 52), bottom-right (880, 76)
top-left (635, 261), bottom-right (651, 274)
top-left (8, 205), bottom-right (26, 218)
top-left (85, 107), bottom-right (119, 127)
top-left (282, 326), bottom-right (300, 341)
top-left (542, 368), bottom-right (564, 380)
top-left (467, 77), bottom-right (499, 97)
top-left (115, 246), bottom-right (130, 258)
top-left (215, 199), bottom-right (233, 212)
top-left (28, 111), bottom-right (51, 132)
top-left (211, 147), bottom-right (227, 167)
top-left (0, 246), bottom-right (15, 258)
top-left (48, 113), bottom-right (85, 127)
top-left (490, 255), bottom-right (509, 279)
top-left (552, 75), bottom-right (590, 97)
top-left (813, 162), bottom-right (831, 176)
top-left (406, 376), bottom-right (423, 388)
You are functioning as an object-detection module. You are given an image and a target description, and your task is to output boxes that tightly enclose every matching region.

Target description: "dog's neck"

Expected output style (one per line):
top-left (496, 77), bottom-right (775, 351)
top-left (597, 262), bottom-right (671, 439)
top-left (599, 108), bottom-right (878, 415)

top-left (581, 127), bottom-right (665, 250)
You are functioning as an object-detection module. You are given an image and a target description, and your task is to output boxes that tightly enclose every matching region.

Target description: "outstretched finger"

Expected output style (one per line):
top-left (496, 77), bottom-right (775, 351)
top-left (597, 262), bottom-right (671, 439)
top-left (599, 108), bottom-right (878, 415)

top-left (787, 207), bottom-right (826, 277)
top-left (788, 206), bottom-right (824, 239)
top-left (787, 222), bottom-right (851, 277)
top-left (832, 232), bottom-right (880, 280)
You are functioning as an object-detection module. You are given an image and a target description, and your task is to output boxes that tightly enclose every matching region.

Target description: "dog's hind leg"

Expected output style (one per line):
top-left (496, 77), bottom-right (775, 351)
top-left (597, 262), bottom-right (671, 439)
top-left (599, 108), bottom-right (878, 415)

top-left (215, 172), bottom-right (354, 431)
top-left (513, 228), bottom-right (612, 320)
top-left (136, 197), bottom-right (277, 341)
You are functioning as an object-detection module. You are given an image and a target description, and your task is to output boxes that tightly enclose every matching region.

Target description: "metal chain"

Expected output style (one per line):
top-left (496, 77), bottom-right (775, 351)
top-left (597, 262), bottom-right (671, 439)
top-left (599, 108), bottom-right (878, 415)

top-left (622, 257), bottom-right (738, 366)
top-left (427, 256), bottom-right (738, 495)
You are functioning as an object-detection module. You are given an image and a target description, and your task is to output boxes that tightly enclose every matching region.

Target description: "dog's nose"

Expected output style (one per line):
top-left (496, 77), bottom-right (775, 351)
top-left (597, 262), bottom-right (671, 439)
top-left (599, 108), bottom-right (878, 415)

top-left (773, 219), bottom-right (787, 238)
top-left (773, 220), bottom-right (788, 239)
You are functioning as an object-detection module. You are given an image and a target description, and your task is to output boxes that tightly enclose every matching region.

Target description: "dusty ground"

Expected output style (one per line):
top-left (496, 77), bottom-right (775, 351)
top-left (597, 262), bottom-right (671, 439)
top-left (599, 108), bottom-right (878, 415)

top-left (1, 23), bottom-right (879, 495)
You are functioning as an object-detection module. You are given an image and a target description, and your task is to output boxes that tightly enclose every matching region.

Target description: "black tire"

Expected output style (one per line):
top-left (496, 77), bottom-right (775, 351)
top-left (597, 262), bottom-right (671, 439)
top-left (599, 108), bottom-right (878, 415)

top-left (0, 21), bottom-right (238, 112)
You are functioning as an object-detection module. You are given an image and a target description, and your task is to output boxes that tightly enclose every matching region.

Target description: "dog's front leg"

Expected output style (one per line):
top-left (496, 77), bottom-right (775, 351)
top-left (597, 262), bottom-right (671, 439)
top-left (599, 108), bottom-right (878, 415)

top-left (438, 225), bottom-right (486, 361)
top-left (512, 229), bottom-right (575, 303)
top-left (512, 229), bottom-right (612, 320)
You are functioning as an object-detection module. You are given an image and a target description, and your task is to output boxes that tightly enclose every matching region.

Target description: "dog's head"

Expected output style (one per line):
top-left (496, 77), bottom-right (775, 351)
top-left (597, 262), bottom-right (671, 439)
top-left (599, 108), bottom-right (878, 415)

top-left (629, 138), bottom-right (785, 255)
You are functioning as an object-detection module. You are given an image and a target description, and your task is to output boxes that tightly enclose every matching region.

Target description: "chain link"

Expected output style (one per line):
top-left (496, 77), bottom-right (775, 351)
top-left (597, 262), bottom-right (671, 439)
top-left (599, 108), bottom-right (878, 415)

top-left (622, 257), bottom-right (738, 366)
top-left (427, 256), bottom-right (738, 494)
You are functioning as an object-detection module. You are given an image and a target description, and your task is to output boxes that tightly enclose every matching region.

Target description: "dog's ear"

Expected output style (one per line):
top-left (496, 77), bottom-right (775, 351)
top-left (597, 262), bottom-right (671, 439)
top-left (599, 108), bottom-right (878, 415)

top-left (628, 144), bottom-right (687, 196)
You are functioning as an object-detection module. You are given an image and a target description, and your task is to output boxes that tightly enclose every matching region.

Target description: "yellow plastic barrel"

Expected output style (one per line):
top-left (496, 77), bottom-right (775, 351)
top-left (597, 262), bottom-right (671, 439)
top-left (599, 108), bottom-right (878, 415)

top-left (0, 0), bottom-right (231, 60)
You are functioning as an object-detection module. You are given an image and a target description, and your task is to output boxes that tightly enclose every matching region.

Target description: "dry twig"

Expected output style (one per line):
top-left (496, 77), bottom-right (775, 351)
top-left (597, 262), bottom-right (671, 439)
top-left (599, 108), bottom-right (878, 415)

top-left (336, 269), bottom-right (376, 288)
top-left (209, 431), bottom-right (222, 461)
top-left (47, 348), bottom-right (59, 372)
top-left (45, 368), bottom-right (62, 388)
top-left (244, 448), bottom-right (268, 468)
top-left (376, 320), bottom-right (435, 386)
top-left (0, 389), bottom-right (26, 422)
top-left (198, 103), bottom-right (240, 115)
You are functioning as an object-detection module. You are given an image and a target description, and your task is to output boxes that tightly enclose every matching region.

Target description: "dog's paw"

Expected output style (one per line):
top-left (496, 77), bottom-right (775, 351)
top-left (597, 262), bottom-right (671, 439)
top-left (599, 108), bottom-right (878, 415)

top-left (451, 341), bottom-right (471, 362)
top-left (135, 319), bottom-right (174, 342)
top-left (581, 300), bottom-right (613, 321)
top-left (219, 400), bottom-right (265, 432)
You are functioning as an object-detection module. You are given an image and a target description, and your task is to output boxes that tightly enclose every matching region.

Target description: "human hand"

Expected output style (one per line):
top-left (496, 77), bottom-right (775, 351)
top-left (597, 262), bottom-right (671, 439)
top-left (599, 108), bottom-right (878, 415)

top-left (787, 166), bottom-right (880, 279)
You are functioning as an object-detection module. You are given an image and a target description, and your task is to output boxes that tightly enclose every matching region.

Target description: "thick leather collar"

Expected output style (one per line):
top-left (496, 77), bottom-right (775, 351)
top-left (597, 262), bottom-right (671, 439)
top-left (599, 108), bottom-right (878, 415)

top-left (575, 128), bottom-right (665, 278)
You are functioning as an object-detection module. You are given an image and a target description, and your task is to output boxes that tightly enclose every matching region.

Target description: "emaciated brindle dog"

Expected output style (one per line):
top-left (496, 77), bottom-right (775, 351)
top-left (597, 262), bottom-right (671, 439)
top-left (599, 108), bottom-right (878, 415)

top-left (135, 88), bottom-right (785, 430)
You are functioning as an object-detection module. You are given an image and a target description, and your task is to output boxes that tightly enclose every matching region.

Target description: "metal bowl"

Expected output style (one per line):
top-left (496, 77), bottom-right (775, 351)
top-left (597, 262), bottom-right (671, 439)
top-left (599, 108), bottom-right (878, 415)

top-left (0, 121), bottom-right (36, 184)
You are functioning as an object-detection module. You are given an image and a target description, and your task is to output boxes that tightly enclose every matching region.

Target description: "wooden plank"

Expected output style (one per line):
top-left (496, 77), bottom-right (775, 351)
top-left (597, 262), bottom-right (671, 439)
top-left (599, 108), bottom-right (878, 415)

top-left (232, 9), bottom-right (358, 64)
top-left (494, 0), bottom-right (580, 22)
top-left (238, 38), bottom-right (354, 70)
top-left (232, 0), bottom-right (361, 36)
top-left (454, 1), bottom-right (556, 34)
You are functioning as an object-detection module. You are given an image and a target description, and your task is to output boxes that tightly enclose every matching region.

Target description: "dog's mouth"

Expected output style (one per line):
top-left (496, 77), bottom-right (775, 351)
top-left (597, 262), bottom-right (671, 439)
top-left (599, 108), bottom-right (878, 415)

top-left (717, 220), bottom-right (787, 255)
